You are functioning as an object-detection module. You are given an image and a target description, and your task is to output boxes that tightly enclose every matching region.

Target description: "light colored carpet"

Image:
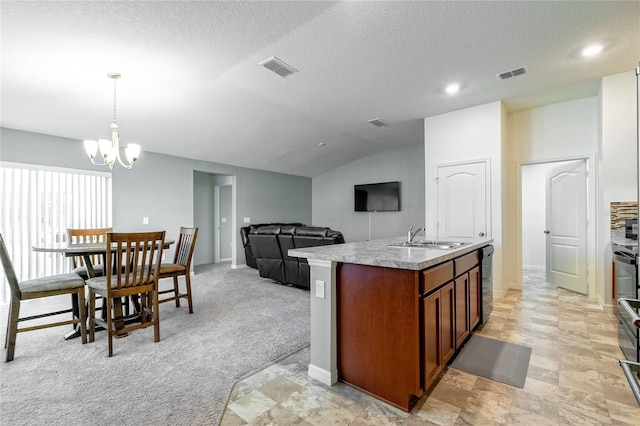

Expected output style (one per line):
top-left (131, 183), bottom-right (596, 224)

top-left (0, 263), bottom-right (310, 425)
top-left (450, 334), bottom-right (532, 388)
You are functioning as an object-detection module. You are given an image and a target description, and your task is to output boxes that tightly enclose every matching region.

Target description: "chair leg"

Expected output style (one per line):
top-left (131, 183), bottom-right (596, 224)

top-left (107, 298), bottom-right (113, 357)
top-left (5, 299), bottom-right (20, 362)
top-left (173, 276), bottom-right (180, 308)
top-left (4, 298), bottom-right (13, 349)
top-left (140, 292), bottom-right (148, 324)
top-left (185, 273), bottom-right (193, 314)
top-left (89, 289), bottom-right (96, 343)
top-left (153, 288), bottom-right (160, 343)
top-left (77, 289), bottom-right (87, 344)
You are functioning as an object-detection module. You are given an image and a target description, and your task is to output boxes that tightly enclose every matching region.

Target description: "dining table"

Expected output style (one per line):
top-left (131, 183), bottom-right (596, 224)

top-left (32, 238), bottom-right (174, 339)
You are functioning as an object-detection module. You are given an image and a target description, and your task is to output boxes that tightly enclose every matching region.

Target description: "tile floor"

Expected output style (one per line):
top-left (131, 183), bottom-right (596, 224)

top-left (221, 269), bottom-right (640, 425)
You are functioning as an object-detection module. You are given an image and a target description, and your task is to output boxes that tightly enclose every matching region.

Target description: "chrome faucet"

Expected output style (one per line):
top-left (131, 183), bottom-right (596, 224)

top-left (407, 224), bottom-right (425, 243)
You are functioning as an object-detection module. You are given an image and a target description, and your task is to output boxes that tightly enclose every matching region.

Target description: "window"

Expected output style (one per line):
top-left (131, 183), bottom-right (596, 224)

top-left (0, 162), bottom-right (112, 303)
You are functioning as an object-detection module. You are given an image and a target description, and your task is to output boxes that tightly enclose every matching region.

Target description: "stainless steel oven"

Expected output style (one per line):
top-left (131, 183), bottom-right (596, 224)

top-left (614, 239), bottom-right (640, 405)
top-left (613, 243), bottom-right (639, 362)
top-left (618, 298), bottom-right (640, 406)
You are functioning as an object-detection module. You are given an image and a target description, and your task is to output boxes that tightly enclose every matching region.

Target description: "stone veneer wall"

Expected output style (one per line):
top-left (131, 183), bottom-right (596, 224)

top-left (610, 201), bottom-right (637, 228)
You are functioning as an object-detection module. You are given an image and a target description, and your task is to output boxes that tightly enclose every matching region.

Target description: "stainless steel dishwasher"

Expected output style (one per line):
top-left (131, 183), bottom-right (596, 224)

top-left (480, 245), bottom-right (494, 324)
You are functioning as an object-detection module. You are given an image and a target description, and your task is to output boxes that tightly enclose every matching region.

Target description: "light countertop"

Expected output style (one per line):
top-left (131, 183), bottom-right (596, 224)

top-left (289, 236), bottom-right (494, 271)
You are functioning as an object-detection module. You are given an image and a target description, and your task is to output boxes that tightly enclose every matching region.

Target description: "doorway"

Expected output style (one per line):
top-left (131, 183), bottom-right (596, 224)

top-left (193, 171), bottom-right (236, 267)
top-left (521, 159), bottom-right (589, 295)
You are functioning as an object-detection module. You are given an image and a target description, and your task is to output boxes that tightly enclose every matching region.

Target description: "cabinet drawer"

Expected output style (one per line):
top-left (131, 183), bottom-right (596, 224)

top-left (454, 251), bottom-right (479, 276)
top-left (422, 261), bottom-right (454, 294)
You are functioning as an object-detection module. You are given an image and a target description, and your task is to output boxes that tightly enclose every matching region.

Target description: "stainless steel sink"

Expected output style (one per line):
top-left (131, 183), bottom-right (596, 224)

top-left (388, 240), bottom-right (468, 250)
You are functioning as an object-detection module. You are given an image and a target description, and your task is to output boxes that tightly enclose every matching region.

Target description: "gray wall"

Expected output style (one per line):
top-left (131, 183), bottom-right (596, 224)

top-left (1, 127), bottom-right (312, 266)
top-left (312, 143), bottom-right (426, 242)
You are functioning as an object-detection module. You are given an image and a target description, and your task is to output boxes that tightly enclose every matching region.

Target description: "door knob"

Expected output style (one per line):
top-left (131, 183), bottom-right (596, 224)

top-left (544, 230), bottom-right (550, 234)
top-left (479, 232), bottom-right (485, 237)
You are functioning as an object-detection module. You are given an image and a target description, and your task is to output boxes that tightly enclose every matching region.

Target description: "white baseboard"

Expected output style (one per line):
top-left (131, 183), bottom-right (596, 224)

top-left (231, 263), bottom-right (247, 269)
top-left (308, 364), bottom-right (337, 386)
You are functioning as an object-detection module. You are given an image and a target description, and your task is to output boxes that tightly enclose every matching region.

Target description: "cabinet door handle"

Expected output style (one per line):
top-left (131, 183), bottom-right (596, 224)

top-left (544, 230), bottom-right (550, 234)
top-left (478, 232), bottom-right (485, 237)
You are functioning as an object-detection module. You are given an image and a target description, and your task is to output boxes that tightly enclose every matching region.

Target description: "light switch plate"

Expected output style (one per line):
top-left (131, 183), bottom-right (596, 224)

top-left (315, 280), bottom-right (325, 299)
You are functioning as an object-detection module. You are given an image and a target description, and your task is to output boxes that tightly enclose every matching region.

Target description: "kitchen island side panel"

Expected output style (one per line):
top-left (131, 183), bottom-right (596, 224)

top-left (337, 263), bottom-right (422, 411)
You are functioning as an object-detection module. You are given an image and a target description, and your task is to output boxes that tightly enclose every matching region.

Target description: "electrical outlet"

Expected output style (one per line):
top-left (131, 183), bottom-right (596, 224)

top-left (243, 217), bottom-right (251, 223)
top-left (143, 217), bottom-right (149, 225)
top-left (315, 280), bottom-right (325, 299)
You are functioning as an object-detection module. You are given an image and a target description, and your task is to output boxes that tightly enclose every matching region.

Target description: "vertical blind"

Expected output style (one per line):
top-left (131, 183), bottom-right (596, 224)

top-left (0, 162), bottom-right (112, 303)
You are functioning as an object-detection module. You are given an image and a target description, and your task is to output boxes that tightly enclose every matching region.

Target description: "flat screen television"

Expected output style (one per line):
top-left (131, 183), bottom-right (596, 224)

top-left (354, 181), bottom-right (400, 212)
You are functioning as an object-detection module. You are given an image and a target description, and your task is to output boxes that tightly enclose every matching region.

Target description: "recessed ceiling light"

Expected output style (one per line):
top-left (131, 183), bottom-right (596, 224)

top-left (445, 83), bottom-right (460, 94)
top-left (582, 44), bottom-right (603, 57)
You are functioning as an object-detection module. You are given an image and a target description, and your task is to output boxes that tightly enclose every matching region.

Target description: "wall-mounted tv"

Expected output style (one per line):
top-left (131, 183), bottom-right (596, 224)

top-left (354, 181), bottom-right (400, 212)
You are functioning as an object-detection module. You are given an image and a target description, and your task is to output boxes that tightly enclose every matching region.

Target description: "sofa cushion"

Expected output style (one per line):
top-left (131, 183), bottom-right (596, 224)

top-left (252, 225), bottom-right (282, 235)
top-left (295, 226), bottom-right (330, 237)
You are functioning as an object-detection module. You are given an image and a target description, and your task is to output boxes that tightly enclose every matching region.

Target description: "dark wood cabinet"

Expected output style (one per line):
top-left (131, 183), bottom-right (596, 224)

top-left (454, 274), bottom-right (470, 348)
top-left (440, 282), bottom-right (456, 364)
top-left (337, 248), bottom-right (483, 412)
top-left (453, 250), bottom-right (481, 348)
top-left (422, 281), bottom-right (455, 391)
top-left (422, 289), bottom-right (442, 390)
top-left (469, 266), bottom-right (481, 330)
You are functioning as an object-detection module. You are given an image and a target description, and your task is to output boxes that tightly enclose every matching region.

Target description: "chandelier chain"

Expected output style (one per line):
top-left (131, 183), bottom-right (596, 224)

top-left (112, 76), bottom-right (117, 125)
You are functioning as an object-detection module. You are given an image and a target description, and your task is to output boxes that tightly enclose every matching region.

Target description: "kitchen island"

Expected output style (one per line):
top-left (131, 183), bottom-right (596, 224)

top-left (289, 236), bottom-right (493, 411)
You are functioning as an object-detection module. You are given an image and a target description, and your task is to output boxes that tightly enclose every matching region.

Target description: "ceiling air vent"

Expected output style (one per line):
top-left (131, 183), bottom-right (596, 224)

top-left (496, 66), bottom-right (528, 80)
top-left (367, 118), bottom-right (388, 127)
top-left (259, 56), bottom-right (299, 78)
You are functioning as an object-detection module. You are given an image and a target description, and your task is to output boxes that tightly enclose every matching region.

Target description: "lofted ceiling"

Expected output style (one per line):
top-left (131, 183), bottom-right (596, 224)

top-left (1, 1), bottom-right (639, 177)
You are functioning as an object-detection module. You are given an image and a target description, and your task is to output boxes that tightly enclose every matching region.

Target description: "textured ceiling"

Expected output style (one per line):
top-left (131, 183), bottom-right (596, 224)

top-left (2, 1), bottom-right (639, 177)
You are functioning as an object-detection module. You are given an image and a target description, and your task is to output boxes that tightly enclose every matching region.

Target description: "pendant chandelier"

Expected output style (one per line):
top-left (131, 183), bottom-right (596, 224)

top-left (83, 72), bottom-right (141, 169)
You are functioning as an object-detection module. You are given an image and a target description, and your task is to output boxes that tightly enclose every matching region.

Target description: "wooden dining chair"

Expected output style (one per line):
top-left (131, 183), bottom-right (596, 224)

top-left (67, 227), bottom-right (112, 279)
top-left (0, 234), bottom-right (87, 362)
top-left (86, 231), bottom-right (165, 357)
top-left (158, 227), bottom-right (198, 313)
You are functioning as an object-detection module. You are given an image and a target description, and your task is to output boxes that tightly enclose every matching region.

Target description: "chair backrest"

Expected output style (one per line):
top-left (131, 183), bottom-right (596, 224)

top-left (0, 234), bottom-right (20, 300)
top-left (173, 227), bottom-right (199, 267)
top-left (105, 231), bottom-right (165, 293)
top-left (67, 227), bottom-right (113, 268)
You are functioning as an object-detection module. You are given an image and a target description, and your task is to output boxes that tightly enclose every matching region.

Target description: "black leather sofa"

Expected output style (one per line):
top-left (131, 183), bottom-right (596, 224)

top-left (240, 223), bottom-right (345, 290)
top-left (240, 223), bottom-right (304, 269)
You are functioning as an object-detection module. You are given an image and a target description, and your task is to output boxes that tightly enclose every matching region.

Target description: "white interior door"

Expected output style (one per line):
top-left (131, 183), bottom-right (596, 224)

top-left (545, 160), bottom-right (587, 294)
top-left (436, 161), bottom-right (488, 242)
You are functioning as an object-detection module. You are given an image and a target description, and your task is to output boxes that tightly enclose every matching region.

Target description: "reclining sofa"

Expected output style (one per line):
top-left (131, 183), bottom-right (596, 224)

top-left (240, 223), bottom-right (345, 290)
